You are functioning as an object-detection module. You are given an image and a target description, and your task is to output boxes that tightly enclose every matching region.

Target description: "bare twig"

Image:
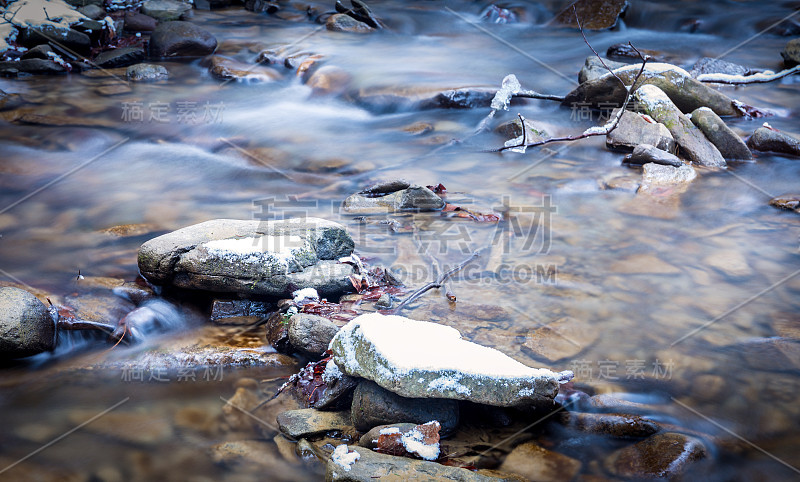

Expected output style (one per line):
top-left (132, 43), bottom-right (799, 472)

top-left (515, 90), bottom-right (566, 102)
top-left (697, 65), bottom-right (800, 84)
top-left (393, 248), bottom-right (485, 312)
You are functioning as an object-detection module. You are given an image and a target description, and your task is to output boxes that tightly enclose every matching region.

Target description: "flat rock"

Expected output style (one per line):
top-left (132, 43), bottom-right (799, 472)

top-left (558, 412), bottom-right (660, 438)
top-left (137, 218), bottom-right (355, 297)
top-left (550, 0), bottom-right (627, 30)
top-left (691, 107), bottom-right (752, 160)
top-left (607, 108), bottom-right (676, 153)
top-left (578, 55), bottom-right (627, 83)
top-left (141, 0), bottom-right (191, 21)
top-left (747, 126), bottom-right (800, 157)
top-left (498, 442), bottom-right (581, 482)
top-left (149, 21), bottom-right (217, 57)
top-left (564, 63), bottom-right (738, 117)
top-left (288, 313), bottom-right (340, 357)
top-left (325, 14), bottom-right (374, 33)
top-left (625, 144), bottom-right (683, 167)
top-left (350, 379), bottom-right (459, 434)
top-left (782, 38), bottom-right (800, 67)
top-left (342, 185), bottom-right (444, 214)
top-left (634, 85), bottom-right (726, 167)
top-left (93, 47), bottom-right (145, 68)
top-left (208, 55), bottom-right (281, 83)
top-left (522, 317), bottom-right (597, 362)
top-left (276, 408), bottom-right (353, 439)
top-left (126, 63), bottom-right (169, 82)
top-left (641, 162), bottom-right (697, 186)
top-left (0, 287), bottom-right (55, 359)
top-left (329, 313), bottom-right (569, 407)
top-left (604, 432), bottom-right (707, 479)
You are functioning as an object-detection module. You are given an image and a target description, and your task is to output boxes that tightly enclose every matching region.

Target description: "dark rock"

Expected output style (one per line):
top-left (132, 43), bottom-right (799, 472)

top-left (195, 0), bottom-right (233, 9)
top-left (19, 25), bottom-right (91, 54)
top-left (769, 194), bottom-right (800, 212)
top-left (689, 57), bottom-right (753, 78)
top-left (210, 299), bottom-right (271, 321)
top-left (71, 19), bottom-right (105, 44)
top-left (265, 311), bottom-right (292, 353)
top-left (606, 108), bottom-right (675, 152)
top-left (498, 442), bottom-right (581, 482)
top-left (276, 408), bottom-right (353, 439)
top-left (141, 0), bottom-right (191, 21)
top-left (314, 369), bottom-right (359, 410)
top-left (578, 55), bottom-right (626, 83)
top-left (747, 126), bottom-right (800, 157)
top-left (93, 47), bottom-right (145, 68)
top-left (342, 185), bottom-right (444, 214)
top-left (357, 423), bottom-right (416, 448)
top-left (691, 107), bottom-right (752, 160)
top-left (21, 44), bottom-right (55, 60)
top-left (126, 63), bottom-right (169, 82)
top-left (756, 17), bottom-right (800, 36)
top-left (288, 313), bottom-right (339, 357)
top-left (624, 144), bottom-right (683, 167)
top-left (634, 85), bottom-right (726, 167)
top-left (244, 0), bottom-right (279, 14)
top-left (350, 380), bottom-right (459, 435)
top-left (325, 14), bottom-right (373, 33)
top-left (495, 118), bottom-right (548, 144)
top-left (782, 38), bottom-right (800, 67)
top-left (78, 4), bottom-right (106, 19)
top-left (550, 0), bottom-right (627, 30)
top-left (149, 21), bottom-right (218, 57)
top-left (0, 287), bottom-right (56, 359)
top-left (607, 43), bottom-right (668, 63)
top-left (123, 11), bottom-right (158, 32)
top-left (559, 412), bottom-right (660, 438)
top-left (604, 432), bottom-right (707, 479)
top-left (420, 88), bottom-right (496, 109)
top-left (2, 59), bottom-right (67, 75)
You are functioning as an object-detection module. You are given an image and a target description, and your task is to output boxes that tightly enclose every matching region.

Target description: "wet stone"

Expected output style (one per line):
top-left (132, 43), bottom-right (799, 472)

top-left (149, 21), bottom-right (218, 57)
top-left (606, 108), bottom-right (676, 153)
top-left (782, 38), bottom-right (800, 67)
top-left (123, 11), bottom-right (158, 32)
top-left (342, 185), bottom-right (444, 214)
top-left (498, 442), bottom-right (582, 482)
top-left (0, 287), bottom-right (56, 359)
top-left (747, 126), bottom-right (800, 157)
top-left (357, 423), bottom-right (416, 449)
top-left (690, 57), bottom-right (753, 78)
top-left (141, 0), bottom-right (191, 21)
top-left (276, 408), bottom-right (353, 439)
top-left (641, 162), bottom-right (697, 186)
top-left (607, 44), bottom-right (670, 63)
top-left (624, 144), bottom-right (683, 167)
top-left (126, 63), bottom-right (169, 82)
top-left (495, 118), bottom-right (548, 144)
top-left (208, 55), bottom-right (281, 83)
top-left (78, 4), bottom-right (106, 19)
top-left (603, 432), bottom-right (707, 479)
top-left (558, 412), bottom-right (661, 438)
top-left (288, 313), bottom-right (340, 358)
top-left (326, 13), bottom-right (374, 33)
top-left (93, 47), bottom-right (145, 68)
top-left (210, 299), bottom-right (272, 321)
top-left (523, 317), bottom-right (597, 362)
top-left (578, 55), bottom-right (627, 83)
top-left (769, 194), bottom-right (800, 212)
top-left (550, 0), bottom-right (627, 30)
top-left (690, 107), bottom-right (752, 160)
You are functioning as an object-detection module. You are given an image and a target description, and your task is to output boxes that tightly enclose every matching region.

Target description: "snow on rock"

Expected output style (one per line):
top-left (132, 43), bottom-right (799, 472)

top-left (0, 0), bottom-right (88, 53)
top-left (328, 313), bottom-right (572, 407)
top-left (400, 424), bottom-right (440, 461)
top-left (293, 287), bottom-right (320, 303)
top-left (331, 444), bottom-right (360, 472)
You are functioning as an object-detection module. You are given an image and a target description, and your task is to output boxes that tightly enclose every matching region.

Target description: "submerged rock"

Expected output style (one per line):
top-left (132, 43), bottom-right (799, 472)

top-left (326, 13), bottom-right (374, 33)
top-left (0, 287), bottom-right (55, 359)
top-left (342, 185), bottom-right (444, 214)
top-left (624, 144), bottom-right (683, 167)
top-left (126, 63), bottom-right (169, 82)
top-left (141, 0), bottom-right (191, 21)
top-left (690, 108), bottom-right (752, 160)
top-left (550, 0), bottom-right (627, 30)
top-left (769, 194), bottom-right (800, 212)
top-left (606, 108), bottom-right (676, 152)
top-left (498, 442), bottom-right (581, 482)
top-left (634, 85), bottom-right (726, 167)
top-left (559, 412), bottom-right (661, 438)
top-left (522, 317), bottom-right (597, 362)
top-left (604, 432), bottom-right (707, 479)
top-left (138, 218), bottom-right (355, 297)
top-left (149, 21), bottom-right (217, 57)
top-left (350, 380), bottom-right (459, 434)
top-left (747, 126), bottom-right (800, 157)
top-left (276, 408), bottom-right (353, 439)
top-left (329, 313), bottom-right (570, 407)
top-left (93, 47), bottom-right (145, 68)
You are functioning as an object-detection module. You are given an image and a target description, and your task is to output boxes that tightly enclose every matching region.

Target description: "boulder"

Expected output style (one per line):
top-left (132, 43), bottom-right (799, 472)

top-left (564, 63), bottom-right (739, 117)
top-left (624, 144), bottom-right (683, 167)
top-left (604, 432), bottom-right (707, 479)
top-left (606, 108), bottom-right (676, 152)
top-left (276, 408), bottom-right (353, 439)
top-left (782, 38), bottom-right (800, 67)
top-left (634, 85), bottom-right (726, 167)
top-left (329, 313), bottom-right (571, 407)
top-left (0, 287), bottom-right (55, 359)
top-left (123, 11), bottom-right (158, 32)
top-left (149, 21), bottom-right (217, 57)
top-left (126, 63), bottom-right (169, 82)
top-left (747, 126), bottom-right (800, 157)
top-left (78, 4), bottom-right (106, 19)
top-left (325, 14), bottom-right (374, 33)
top-left (342, 185), bottom-right (444, 214)
top-left (689, 57), bottom-right (753, 78)
top-left (93, 47), bottom-right (145, 68)
top-left (498, 442), bottom-right (581, 482)
top-left (288, 313), bottom-right (340, 357)
top-left (137, 218), bottom-right (356, 297)
top-left (350, 380), bottom-right (459, 434)
top-left (690, 108), bottom-right (752, 160)
top-left (0, 59), bottom-right (66, 75)
top-left (141, 0), bottom-right (191, 21)
top-left (19, 25), bottom-right (91, 54)
top-left (578, 55), bottom-right (627, 83)
top-left (550, 0), bottom-right (627, 30)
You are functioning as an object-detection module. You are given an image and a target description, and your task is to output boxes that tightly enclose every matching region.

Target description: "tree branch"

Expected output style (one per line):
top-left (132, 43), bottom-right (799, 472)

top-left (697, 65), bottom-right (800, 84)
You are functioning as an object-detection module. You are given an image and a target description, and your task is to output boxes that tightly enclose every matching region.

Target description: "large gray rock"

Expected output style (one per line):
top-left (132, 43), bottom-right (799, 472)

top-left (342, 185), bottom-right (444, 214)
top-left (689, 57), bottom-right (753, 78)
top-left (634, 85), bottom-right (726, 168)
top-left (606, 108), bottom-right (676, 152)
top-left (0, 287), bottom-right (55, 359)
top-left (578, 55), bottom-right (627, 83)
top-left (691, 107), bottom-right (752, 160)
top-left (641, 162), bottom-right (697, 186)
top-left (604, 432), bottom-right (707, 479)
top-left (624, 144), bottom-right (683, 167)
top-left (141, 0), bottom-right (191, 21)
top-left (564, 63), bottom-right (739, 117)
top-left (747, 126), bottom-right (800, 157)
top-left (329, 313), bottom-right (569, 407)
top-left (350, 380), bottom-right (459, 434)
top-left (149, 21), bottom-right (217, 57)
top-left (137, 218), bottom-right (355, 297)
top-left (288, 313), bottom-right (339, 358)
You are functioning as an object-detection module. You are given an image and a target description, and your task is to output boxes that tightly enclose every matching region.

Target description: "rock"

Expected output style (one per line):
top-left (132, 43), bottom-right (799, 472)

top-left (634, 85), bottom-right (726, 167)
top-left (689, 57), bottom-right (753, 78)
top-left (782, 38), bottom-right (800, 67)
top-left (342, 185), bottom-right (444, 214)
top-left (149, 21), bottom-right (217, 57)
top-left (374, 293), bottom-right (392, 309)
top-left (326, 13), bottom-right (374, 33)
top-left (604, 432), bottom-right (707, 479)
top-left (357, 423), bottom-right (417, 448)
top-left (608, 44), bottom-right (670, 63)
top-left (329, 313), bottom-right (569, 407)
top-left (67, 410), bottom-right (173, 445)
top-left (78, 4), bottom-right (106, 19)
top-left (210, 299), bottom-right (271, 321)
top-left (522, 317), bottom-right (597, 362)
top-left (210, 440), bottom-right (276, 466)
top-left (93, 47), bottom-right (145, 68)
top-left (350, 380), bottom-right (459, 434)
top-left (559, 412), bottom-right (660, 438)
top-left (495, 118), bottom-right (548, 144)
top-left (420, 88), bottom-right (497, 110)
top-left (578, 55), bottom-right (627, 83)
top-left (141, 0), bottom-right (191, 21)
top-left (0, 58), bottom-right (66, 74)
top-left (19, 25), bottom-right (91, 54)
top-left (0, 287), bottom-right (55, 359)
top-left (21, 44), bottom-right (56, 60)
top-left (288, 313), bottom-right (340, 357)
top-left (126, 63), bottom-right (169, 82)
top-left (736, 337), bottom-right (800, 372)
top-left (603, 175), bottom-right (640, 192)
top-left (208, 55), bottom-right (280, 83)
top-left (690, 108), bottom-right (752, 160)
top-left (771, 313), bottom-right (800, 340)
top-left (624, 144), bottom-right (683, 167)
top-left (315, 365), bottom-right (360, 410)
top-left (747, 126), bottom-right (800, 157)
top-left (564, 63), bottom-right (739, 117)
top-left (550, 0), bottom-right (627, 30)
top-left (769, 194), bottom-right (800, 212)
top-left (276, 408), bottom-right (353, 439)
top-left (498, 442), bottom-right (581, 482)
top-left (325, 445), bottom-right (510, 481)
top-left (641, 162), bottom-right (697, 187)
top-left (306, 65), bottom-right (352, 96)
top-left (265, 311), bottom-right (292, 353)
top-left (137, 218), bottom-right (355, 298)
top-left (606, 109), bottom-right (676, 153)
top-left (123, 11), bottom-right (158, 32)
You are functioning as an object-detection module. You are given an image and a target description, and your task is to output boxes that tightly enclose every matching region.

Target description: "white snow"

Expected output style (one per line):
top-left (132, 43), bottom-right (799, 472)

top-left (379, 427), bottom-right (401, 435)
top-left (581, 125), bottom-right (608, 136)
top-left (428, 375), bottom-right (471, 395)
top-left (696, 67), bottom-right (799, 84)
top-left (504, 134), bottom-right (527, 153)
top-left (606, 62), bottom-right (692, 79)
top-left (322, 360), bottom-right (342, 383)
top-left (0, 0), bottom-right (89, 52)
top-left (400, 424), bottom-right (440, 461)
top-left (331, 445), bottom-right (360, 472)
top-left (635, 84), bottom-right (673, 112)
top-left (203, 235), bottom-right (306, 268)
top-left (293, 287), bottom-right (319, 303)
top-left (490, 74), bottom-right (521, 111)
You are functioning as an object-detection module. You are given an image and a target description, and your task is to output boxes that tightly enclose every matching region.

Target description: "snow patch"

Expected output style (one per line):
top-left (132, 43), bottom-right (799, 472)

top-left (203, 235), bottom-right (306, 269)
top-left (400, 425), bottom-right (440, 461)
top-left (331, 444), bottom-right (360, 472)
top-left (428, 375), bottom-right (471, 396)
top-left (379, 427), bottom-right (401, 435)
top-left (293, 287), bottom-right (319, 303)
top-left (322, 360), bottom-right (342, 383)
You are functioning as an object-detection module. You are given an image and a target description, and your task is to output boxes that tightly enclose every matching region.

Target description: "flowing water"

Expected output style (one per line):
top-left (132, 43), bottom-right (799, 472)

top-left (1, 0), bottom-right (799, 480)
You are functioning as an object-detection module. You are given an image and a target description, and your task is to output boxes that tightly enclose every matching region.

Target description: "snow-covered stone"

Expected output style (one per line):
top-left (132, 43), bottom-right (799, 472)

top-left (329, 313), bottom-right (572, 407)
top-left (331, 444), bottom-right (360, 472)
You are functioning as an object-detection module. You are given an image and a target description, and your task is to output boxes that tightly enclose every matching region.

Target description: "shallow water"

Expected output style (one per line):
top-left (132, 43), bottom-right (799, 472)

top-left (1, 0), bottom-right (799, 480)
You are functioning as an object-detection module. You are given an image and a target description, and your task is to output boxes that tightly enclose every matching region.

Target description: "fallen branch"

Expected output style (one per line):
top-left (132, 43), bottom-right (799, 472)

top-left (697, 65), bottom-right (800, 84)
